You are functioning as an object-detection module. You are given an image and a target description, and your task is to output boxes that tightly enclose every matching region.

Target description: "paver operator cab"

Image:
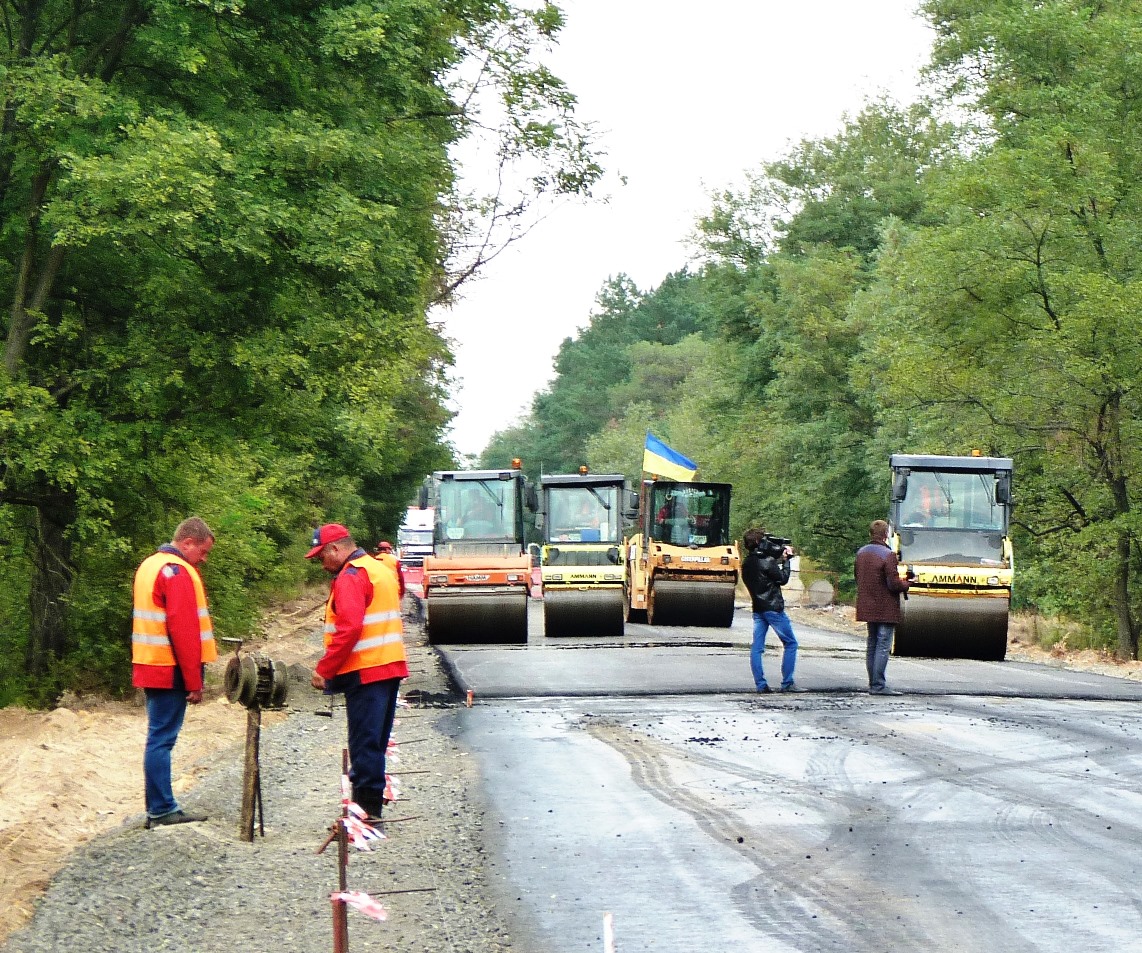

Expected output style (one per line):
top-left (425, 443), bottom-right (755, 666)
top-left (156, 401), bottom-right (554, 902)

top-left (888, 453), bottom-right (1014, 661)
top-left (419, 461), bottom-right (537, 644)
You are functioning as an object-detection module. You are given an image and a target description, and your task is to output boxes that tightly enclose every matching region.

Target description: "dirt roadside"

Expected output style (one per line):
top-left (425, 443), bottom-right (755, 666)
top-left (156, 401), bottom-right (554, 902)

top-left (0, 592), bottom-right (328, 942)
top-left (3, 601), bottom-right (1141, 945)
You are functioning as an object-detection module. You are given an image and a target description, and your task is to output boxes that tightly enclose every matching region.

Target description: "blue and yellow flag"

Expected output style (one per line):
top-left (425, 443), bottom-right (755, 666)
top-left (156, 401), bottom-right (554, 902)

top-left (642, 433), bottom-right (698, 481)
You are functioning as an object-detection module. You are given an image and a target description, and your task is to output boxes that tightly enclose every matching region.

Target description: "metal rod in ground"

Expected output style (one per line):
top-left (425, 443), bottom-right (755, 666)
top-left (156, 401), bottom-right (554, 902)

top-left (240, 707), bottom-right (262, 842)
top-left (331, 895), bottom-right (347, 953)
top-left (369, 886), bottom-right (437, 896)
top-left (255, 707), bottom-right (265, 837)
top-left (333, 747), bottom-right (350, 952)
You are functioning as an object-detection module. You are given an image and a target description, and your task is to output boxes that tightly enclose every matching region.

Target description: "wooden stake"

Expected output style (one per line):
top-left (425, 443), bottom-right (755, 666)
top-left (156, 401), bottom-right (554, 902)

top-left (239, 707), bottom-right (262, 842)
top-left (332, 748), bottom-right (350, 952)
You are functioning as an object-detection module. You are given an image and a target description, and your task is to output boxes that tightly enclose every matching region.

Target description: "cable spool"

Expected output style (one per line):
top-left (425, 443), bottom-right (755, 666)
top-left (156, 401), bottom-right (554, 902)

top-left (225, 653), bottom-right (290, 710)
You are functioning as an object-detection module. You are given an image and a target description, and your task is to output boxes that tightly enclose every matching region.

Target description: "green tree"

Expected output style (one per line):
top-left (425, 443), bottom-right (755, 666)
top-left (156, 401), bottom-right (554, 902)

top-left (691, 101), bottom-right (956, 570)
top-left (0, 0), bottom-right (600, 702)
top-left (858, 0), bottom-right (1142, 657)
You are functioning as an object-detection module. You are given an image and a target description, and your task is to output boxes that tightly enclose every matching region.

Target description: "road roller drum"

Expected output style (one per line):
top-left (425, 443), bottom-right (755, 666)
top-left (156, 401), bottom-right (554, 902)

top-left (426, 590), bottom-right (528, 645)
top-left (648, 579), bottom-right (735, 628)
top-left (892, 592), bottom-right (1008, 661)
top-left (543, 587), bottom-right (624, 638)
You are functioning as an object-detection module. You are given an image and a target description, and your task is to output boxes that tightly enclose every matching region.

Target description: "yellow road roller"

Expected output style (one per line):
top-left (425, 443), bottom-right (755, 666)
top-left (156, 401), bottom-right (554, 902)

top-left (536, 470), bottom-right (635, 638)
top-left (888, 453), bottom-right (1014, 661)
top-left (420, 461), bottom-right (537, 644)
top-left (625, 480), bottom-right (739, 627)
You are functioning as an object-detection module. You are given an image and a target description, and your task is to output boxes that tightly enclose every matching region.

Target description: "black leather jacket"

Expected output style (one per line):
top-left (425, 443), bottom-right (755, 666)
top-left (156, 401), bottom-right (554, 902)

top-left (742, 547), bottom-right (790, 614)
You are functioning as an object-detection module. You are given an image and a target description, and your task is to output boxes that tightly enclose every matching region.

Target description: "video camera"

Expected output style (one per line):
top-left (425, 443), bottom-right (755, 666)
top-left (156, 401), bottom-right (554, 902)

top-left (760, 535), bottom-right (792, 559)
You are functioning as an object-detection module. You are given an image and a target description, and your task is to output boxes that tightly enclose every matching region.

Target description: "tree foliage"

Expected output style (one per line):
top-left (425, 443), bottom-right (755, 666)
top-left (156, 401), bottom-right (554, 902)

top-left (0, 0), bottom-right (601, 703)
top-left (862, 0), bottom-right (1142, 656)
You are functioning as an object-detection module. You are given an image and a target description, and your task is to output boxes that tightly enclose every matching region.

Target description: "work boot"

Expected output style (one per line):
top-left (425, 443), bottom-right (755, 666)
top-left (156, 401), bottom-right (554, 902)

top-left (145, 809), bottom-right (207, 829)
top-left (355, 792), bottom-right (384, 824)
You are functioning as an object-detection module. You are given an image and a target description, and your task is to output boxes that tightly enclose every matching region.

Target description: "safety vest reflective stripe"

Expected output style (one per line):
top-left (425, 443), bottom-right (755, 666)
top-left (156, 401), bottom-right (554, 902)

top-left (132, 551), bottom-right (219, 666)
top-left (134, 634), bottom-right (176, 646)
top-left (324, 555), bottom-right (405, 676)
top-left (322, 610), bottom-right (402, 634)
top-left (355, 633), bottom-right (405, 651)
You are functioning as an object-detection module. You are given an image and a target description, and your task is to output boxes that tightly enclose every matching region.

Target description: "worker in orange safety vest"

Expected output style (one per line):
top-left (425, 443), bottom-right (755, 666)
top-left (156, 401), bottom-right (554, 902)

top-left (132, 516), bottom-right (218, 828)
top-left (308, 524), bottom-right (408, 822)
top-left (374, 540), bottom-right (406, 598)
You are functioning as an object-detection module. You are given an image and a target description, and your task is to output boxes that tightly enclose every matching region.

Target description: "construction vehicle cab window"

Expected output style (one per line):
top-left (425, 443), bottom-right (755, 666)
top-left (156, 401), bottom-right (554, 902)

top-left (442, 482), bottom-right (514, 540)
top-left (899, 472), bottom-right (1004, 533)
top-left (650, 484), bottom-right (729, 547)
top-left (549, 487), bottom-right (619, 543)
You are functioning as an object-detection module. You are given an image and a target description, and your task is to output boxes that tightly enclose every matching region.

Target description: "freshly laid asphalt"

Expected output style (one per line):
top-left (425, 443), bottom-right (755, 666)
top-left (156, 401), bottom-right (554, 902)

top-left (429, 600), bottom-right (1142, 953)
top-left (436, 601), bottom-right (1142, 702)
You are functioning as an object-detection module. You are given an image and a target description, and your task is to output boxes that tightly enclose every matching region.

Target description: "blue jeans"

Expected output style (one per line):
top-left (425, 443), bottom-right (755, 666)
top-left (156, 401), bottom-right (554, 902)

top-left (751, 611), bottom-right (798, 690)
top-left (144, 688), bottom-right (188, 817)
top-left (339, 676), bottom-right (401, 809)
top-left (866, 622), bottom-right (895, 690)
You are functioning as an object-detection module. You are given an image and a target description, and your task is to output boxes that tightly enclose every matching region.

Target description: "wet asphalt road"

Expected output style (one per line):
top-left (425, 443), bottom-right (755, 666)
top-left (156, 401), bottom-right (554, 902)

top-left (437, 603), bottom-right (1142, 952)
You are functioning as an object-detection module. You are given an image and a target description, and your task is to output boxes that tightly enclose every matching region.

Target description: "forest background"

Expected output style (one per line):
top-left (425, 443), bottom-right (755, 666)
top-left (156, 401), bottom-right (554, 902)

top-left (2, 0), bottom-right (1140, 706)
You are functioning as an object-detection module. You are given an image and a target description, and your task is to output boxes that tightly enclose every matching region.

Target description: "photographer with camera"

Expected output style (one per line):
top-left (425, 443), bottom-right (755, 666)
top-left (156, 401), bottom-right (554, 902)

top-left (854, 519), bottom-right (912, 695)
top-left (741, 527), bottom-right (804, 693)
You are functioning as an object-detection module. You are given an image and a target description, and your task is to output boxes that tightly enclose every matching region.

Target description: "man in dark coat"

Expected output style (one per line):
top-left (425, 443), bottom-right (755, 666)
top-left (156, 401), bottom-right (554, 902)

top-left (854, 519), bottom-right (912, 695)
top-left (741, 527), bottom-right (803, 693)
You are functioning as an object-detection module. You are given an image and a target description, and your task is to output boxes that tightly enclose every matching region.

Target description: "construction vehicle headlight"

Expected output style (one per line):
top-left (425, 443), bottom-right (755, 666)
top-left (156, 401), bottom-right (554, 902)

top-left (720, 556), bottom-right (730, 564)
top-left (507, 574), bottom-right (520, 582)
top-left (603, 573), bottom-right (620, 580)
top-left (548, 573), bottom-right (563, 582)
top-left (987, 575), bottom-right (1000, 586)
top-left (662, 554), bottom-right (672, 564)
top-left (430, 575), bottom-right (447, 585)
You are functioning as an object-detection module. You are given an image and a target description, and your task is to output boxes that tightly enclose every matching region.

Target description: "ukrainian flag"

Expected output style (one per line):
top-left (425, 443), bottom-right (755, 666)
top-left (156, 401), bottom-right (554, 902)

top-left (642, 433), bottom-right (698, 481)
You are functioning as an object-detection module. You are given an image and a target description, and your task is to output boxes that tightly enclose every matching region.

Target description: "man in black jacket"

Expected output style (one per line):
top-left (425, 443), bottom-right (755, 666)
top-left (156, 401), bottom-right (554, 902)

top-left (741, 527), bottom-right (803, 693)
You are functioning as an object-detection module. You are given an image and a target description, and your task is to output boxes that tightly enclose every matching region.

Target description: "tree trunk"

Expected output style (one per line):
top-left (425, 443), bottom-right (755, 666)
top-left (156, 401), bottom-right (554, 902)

top-left (23, 496), bottom-right (77, 690)
top-left (1112, 528), bottom-right (1137, 660)
top-left (1103, 392), bottom-right (1137, 659)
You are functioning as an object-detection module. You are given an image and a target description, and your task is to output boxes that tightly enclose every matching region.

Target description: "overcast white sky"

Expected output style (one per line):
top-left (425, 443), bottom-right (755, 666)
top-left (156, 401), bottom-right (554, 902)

top-left (438, 1), bottom-right (935, 459)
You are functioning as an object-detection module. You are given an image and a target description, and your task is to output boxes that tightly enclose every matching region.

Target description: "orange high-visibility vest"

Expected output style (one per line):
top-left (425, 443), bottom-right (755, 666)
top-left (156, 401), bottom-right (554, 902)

top-left (376, 550), bottom-right (405, 596)
top-left (324, 554), bottom-right (405, 676)
top-left (132, 551), bottom-right (218, 666)
top-left (376, 550), bottom-right (399, 581)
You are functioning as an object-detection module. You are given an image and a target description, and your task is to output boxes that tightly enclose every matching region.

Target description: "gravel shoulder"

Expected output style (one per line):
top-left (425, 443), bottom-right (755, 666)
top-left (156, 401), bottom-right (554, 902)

top-left (1, 599), bottom-right (514, 953)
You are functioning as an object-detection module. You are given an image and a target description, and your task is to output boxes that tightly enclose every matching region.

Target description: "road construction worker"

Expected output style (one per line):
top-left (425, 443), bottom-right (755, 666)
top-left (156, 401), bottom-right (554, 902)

top-left (132, 516), bottom-right (217, 828)
top-left (308, 524), bottom-right (407, 822)
top-left (374, 540), bottom-right (406, 598)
